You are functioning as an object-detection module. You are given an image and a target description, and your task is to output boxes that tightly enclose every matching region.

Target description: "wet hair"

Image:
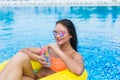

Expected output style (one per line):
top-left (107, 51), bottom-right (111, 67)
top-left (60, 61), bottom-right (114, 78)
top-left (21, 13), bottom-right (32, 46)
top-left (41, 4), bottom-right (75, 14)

top-left (56, 19), bottom-right (78, 51)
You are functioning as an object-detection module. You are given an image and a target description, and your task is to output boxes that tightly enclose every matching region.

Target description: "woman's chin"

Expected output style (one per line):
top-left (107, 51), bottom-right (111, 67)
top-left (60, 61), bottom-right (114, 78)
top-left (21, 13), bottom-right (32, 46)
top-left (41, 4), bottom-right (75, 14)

top-left (56, 42), bottom-right (62, 45)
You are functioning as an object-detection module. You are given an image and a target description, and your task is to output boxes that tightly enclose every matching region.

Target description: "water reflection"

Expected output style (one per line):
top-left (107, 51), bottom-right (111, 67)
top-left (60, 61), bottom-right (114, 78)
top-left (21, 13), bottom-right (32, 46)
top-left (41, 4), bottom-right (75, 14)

top-left (0, 9), bottom-right (14, 50)
top-left (0, 6), bottom-right (120, 80)
top-left (0, 9), bottom-right (14, 25)
top-left (111, 7), bottom-right (120, 22)
top-left (1, 6), bottom-right (120, 21)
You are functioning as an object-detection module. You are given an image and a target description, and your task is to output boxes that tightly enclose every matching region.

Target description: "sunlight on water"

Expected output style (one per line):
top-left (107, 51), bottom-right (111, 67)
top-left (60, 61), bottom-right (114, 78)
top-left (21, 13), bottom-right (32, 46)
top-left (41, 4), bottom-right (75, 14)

top-left (0, 7), bottom-right (120, 80)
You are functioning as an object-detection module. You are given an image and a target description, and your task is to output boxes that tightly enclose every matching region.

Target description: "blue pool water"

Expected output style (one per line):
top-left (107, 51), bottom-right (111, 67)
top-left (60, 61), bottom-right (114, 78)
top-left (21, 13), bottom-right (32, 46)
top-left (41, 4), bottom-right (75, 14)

top-left (0, 7), bottom-right (120, 80)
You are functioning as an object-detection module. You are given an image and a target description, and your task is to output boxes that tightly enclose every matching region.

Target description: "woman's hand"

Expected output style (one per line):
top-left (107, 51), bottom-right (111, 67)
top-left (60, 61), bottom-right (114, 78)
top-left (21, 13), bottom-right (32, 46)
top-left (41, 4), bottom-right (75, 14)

top-left (38, 56), bottom-right (50, 68)
top-left (48, 43), bottom-right (61, 54)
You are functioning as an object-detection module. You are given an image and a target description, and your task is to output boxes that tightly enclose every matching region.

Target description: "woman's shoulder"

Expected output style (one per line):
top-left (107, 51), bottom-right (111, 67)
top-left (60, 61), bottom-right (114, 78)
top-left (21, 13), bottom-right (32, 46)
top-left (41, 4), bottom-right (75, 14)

top-left (72, 51), bottom-right (83, 60)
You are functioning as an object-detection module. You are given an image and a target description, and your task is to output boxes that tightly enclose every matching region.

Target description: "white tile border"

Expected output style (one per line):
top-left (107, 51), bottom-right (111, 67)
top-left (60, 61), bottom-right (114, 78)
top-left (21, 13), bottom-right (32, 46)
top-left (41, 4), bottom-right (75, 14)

top-left (0, 0), bottom-right (120, 7)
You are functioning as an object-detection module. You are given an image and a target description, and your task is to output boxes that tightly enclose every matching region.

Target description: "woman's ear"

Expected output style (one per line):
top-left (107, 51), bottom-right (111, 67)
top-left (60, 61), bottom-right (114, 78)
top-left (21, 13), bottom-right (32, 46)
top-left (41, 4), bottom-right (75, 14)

top-left (70, 36), bottom-right (72, 38)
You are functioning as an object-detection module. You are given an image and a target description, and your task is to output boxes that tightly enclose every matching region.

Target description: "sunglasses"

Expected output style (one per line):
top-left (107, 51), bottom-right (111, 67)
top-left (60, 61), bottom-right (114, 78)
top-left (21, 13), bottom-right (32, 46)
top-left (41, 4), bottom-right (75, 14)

top-left (52, 30), bottom-right (65, 37)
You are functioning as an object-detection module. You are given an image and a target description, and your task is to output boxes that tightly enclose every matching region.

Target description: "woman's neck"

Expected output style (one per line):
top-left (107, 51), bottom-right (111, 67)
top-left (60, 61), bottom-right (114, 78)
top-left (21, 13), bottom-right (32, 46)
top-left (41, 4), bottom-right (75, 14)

top-left (59, 42), bottom-right (73, 52)
top-left (59, 42), bottom-right (76, 58)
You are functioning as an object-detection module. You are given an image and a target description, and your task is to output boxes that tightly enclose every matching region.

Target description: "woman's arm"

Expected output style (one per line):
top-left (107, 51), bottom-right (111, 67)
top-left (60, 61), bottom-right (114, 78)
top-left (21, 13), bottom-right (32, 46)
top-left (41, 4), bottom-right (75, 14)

top-left (48, 43), bottom-right (84, 75)
top-left (57, 50), bottom-right (84, 75)
top-left (20, 47), bottom-right (50, 67)
top-left (20, 48), bottom-right (41, 61)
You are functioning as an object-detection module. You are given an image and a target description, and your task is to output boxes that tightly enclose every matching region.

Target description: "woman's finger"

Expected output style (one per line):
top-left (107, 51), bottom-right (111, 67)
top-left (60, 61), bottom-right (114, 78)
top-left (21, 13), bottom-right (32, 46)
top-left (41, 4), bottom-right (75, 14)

top-left (38, 59), bottom-right (50, 67)
top-left (38, 56), bottom-right (45, 61)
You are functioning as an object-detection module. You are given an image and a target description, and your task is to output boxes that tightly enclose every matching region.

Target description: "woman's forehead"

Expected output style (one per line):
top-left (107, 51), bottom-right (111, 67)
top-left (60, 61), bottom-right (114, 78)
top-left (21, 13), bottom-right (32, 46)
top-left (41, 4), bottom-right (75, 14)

top-left (55, 23), bottom-right (67, 31)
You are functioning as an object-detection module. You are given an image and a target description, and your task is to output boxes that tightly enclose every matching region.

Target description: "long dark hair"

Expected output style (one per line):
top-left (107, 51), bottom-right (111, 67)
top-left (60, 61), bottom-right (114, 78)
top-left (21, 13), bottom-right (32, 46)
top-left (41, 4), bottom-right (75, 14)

top-left (56, 19), bottom-right (78, 51)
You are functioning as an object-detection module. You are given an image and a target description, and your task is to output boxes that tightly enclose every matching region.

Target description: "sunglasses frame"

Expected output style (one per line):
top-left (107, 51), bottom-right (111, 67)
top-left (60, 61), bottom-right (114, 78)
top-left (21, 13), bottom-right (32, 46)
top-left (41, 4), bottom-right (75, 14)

top-left (52, 30), bottom-right (65, 37)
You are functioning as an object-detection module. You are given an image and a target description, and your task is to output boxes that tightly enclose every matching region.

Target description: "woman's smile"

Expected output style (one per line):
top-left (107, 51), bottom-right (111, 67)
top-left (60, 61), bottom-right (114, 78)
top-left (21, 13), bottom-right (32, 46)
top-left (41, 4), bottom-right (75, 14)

top-left (56, 38), bottom-right (62, 43)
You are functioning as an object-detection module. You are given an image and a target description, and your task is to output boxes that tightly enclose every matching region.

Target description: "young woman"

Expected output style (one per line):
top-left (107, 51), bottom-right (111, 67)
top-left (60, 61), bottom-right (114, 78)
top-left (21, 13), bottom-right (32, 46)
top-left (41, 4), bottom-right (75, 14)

top-left (0, 19), bottom-right (84, 80)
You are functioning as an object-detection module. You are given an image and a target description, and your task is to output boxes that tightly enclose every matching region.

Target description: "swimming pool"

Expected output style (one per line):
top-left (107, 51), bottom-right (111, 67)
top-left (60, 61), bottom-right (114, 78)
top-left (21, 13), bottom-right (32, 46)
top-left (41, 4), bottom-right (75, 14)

top-left (0, 6), bottom-right (120, 80)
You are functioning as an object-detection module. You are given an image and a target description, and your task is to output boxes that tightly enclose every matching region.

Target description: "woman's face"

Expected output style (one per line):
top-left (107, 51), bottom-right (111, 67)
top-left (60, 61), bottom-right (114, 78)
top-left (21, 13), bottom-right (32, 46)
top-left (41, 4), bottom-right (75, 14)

top-left (53, 23), bottom-right (72, 45)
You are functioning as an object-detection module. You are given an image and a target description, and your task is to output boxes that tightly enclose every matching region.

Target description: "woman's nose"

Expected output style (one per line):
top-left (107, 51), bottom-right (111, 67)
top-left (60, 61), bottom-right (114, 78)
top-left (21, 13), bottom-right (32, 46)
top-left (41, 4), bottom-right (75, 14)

top-left (55, 33), bottom-right (61, 38)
